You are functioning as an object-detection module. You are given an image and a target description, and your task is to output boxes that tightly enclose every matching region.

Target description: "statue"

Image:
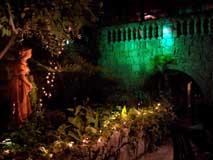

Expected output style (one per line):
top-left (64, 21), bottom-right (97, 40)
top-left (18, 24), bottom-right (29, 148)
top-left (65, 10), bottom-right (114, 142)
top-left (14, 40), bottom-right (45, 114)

top-left (9, 48), bottom-right (33, 124)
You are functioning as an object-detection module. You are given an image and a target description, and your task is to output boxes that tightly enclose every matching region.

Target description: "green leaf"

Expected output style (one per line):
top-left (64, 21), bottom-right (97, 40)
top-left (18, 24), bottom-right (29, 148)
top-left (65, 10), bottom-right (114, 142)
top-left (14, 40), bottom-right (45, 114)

top-left (121, 105), bottom-right (127, 118)
top-left (68, 131), bottom-right (81, 142)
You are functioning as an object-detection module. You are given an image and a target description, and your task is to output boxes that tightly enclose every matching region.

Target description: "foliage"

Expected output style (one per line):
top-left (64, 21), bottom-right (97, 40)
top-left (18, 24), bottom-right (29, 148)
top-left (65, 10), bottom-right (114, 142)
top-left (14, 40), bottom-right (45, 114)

top-left (56, 105), bottom-right (99, 143)
top-left (0, 108), bottom-right (66, 159)
top-left (0, 99), bottom-right (175, 159)
top-left (0, 0), bottom-right (103, 58)
top-left (29, 75), bottom-right (38, 108)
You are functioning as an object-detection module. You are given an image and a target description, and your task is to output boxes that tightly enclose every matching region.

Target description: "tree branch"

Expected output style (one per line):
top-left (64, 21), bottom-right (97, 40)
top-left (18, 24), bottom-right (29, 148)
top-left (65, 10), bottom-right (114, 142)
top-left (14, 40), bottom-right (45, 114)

top-left (7, 3), bottom-right (18, 34)
top-left (0, 3), bottom-right (18, 60)
top-left (0, 34), bottom-right (16, 59)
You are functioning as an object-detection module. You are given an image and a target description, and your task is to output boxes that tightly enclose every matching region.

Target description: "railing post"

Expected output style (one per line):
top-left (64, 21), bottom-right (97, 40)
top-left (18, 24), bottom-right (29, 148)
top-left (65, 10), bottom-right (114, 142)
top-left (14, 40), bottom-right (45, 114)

top-left (141, 24), bottom-right (144, 40)
top-left (120, 28), bottom-right (124, 42)
top-left (130, 27), bottom-right (134, 40)
top-left (125, 27), bottom-right (129, 41)
top-left (187, 19), bottom-right (191, 36)
top-left (135, 27), bottom-right (139, 40)
top-left (102, 29), bottom-right (108, 44)
top-left (208, 17), bottom-right (211, 34)
top-left (115, 29), bottom-right (118, 42)
top-left (152, 23), bottom-right (156, 39)
top-left (110, 29), bottom-right (113, 43)
top-left (180, 20), bottom-right (184, 36)
top-left (201, 16), bottom-right (204, 35)
top-left (173, 21), bottom-right (177, 38)
top-left (158, 22), bottom-right (162, 39)
top-left (146, 23), bottom-right (150, 39)
top-left (194, 17), bottom-right (198, 36)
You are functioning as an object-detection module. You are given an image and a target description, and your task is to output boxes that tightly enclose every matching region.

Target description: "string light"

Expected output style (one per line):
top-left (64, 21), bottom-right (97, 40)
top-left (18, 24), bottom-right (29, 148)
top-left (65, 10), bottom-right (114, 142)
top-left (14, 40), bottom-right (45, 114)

top-left (40, 38), bottom-right (70, 101)
top-left (41, 58), bottom-right (58, 99)
top-left (67, 141), bottom-right (74, 148)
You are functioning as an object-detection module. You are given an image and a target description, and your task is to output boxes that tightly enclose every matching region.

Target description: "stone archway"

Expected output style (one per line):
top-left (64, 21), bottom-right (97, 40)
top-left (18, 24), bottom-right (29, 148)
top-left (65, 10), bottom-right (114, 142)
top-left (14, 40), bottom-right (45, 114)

top-left (143, 69), bottom-right (203, 122)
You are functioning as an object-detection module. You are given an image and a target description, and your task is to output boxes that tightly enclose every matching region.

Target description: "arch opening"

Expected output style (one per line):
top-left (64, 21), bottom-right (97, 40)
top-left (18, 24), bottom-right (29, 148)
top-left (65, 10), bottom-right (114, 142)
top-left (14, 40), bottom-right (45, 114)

top-left (142, 69), bottom-right (203, 123)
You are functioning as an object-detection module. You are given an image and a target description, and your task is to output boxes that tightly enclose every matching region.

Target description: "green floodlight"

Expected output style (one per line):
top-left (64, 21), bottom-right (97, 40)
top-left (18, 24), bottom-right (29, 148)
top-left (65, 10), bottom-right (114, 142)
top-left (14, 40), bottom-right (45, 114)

top-left (163, 26), bottom-right (172, 38)
top-left (162, 25), bottom-right (174, 47)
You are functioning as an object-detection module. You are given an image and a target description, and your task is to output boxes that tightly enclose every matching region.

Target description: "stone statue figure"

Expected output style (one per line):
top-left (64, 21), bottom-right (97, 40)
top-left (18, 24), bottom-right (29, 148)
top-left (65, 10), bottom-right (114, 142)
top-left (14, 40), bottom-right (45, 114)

top-left (9, 48), bottom-right (33, 124)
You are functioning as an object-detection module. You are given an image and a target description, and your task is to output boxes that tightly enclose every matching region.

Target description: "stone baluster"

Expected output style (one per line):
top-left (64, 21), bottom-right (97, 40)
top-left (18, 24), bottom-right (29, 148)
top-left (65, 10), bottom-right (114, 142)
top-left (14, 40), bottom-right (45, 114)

top-left (152, 23), bottom-right (156, 39)
top-left (130, 27), bottom-right (134, 40)
top-left (194, 17), bottom-right (198, 36)
top-left (180, 20), bottom-right (184, 36)
top-left (101, 29), bottom-right (108, 44)
top-left (125, 27), bottom-right (129, 41)
top-left (106, 29), bottom-right (110, 43)
top-left (187, 19), bottom-right (191, 36)
top-left (120, 28), bottom-right (124, 42)
top-left (200, 16), bottom-right (204, 35)
top-left (157, 22), bottom-right (162, 39)
top-left (110, 29), bottom-right (113, 43)
top-left (140, 25), bottom-right (144, 40)
top-left (146, 23), bottom-right (150, 39)
top-left (173, 21), bottom-right (178, 38)
top-left (208, 17), bottom-right (212, 34)
top-left (115, 29), bottom-right (118, 42)
top-left (135, 27), bottom-right (139, 40)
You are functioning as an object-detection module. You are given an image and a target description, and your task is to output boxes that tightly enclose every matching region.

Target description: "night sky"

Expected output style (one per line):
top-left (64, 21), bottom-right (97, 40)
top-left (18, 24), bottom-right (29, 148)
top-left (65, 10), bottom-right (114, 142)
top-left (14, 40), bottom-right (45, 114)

top-left (102, 0), bottom-right (213, 24)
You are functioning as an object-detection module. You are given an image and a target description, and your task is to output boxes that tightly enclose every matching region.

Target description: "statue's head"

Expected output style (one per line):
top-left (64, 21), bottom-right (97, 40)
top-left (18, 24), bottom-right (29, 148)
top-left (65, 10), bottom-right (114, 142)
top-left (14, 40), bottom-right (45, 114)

top-left (19, 48), bottom-right (32, 60)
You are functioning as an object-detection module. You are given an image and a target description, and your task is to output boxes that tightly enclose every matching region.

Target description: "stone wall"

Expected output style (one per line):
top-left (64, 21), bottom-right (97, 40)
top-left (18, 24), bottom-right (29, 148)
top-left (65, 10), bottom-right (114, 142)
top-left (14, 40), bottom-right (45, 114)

top-left (98, 14), bottom-right (213, 103)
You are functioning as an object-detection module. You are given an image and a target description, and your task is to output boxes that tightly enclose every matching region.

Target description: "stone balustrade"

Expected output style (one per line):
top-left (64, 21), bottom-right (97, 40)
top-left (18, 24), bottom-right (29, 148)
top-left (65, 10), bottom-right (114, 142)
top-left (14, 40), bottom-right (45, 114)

top-left (98, 13), bottom-right (213, 104)
top-left (100, 14), bottom-right (213, 44)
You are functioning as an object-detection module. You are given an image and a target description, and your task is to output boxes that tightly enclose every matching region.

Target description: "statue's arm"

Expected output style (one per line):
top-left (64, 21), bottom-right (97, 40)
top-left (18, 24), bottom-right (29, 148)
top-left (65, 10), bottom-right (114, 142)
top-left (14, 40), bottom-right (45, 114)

top-left (20, 74), bottom-right (33, 91)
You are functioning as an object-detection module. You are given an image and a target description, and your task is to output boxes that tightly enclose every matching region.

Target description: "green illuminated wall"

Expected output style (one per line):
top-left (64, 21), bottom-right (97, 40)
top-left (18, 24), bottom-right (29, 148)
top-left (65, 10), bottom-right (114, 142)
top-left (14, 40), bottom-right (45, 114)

top-left (98, 16), bottom-right (213, 102)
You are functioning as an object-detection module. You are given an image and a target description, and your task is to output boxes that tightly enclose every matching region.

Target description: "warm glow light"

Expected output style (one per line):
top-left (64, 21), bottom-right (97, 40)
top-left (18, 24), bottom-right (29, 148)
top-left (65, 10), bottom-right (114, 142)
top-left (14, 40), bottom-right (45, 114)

top-left (39, 146), bottom-right (48, 154)
top-left (67, 141), bottom-right (74, 148)
top-left (3, 149), bottom-right (10, 154)
top-left (49, 154), bottom-right (53, 158)
top-left (83, 138), bottom-right (89, 144)
top-left (66, 40), bottom-right (70, 45)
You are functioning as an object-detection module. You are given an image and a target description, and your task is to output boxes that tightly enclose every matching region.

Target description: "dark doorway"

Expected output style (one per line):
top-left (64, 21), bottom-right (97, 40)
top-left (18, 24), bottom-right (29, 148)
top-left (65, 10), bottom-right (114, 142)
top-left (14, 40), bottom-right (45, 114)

top-left (143, 69), bottom-right (203, 123)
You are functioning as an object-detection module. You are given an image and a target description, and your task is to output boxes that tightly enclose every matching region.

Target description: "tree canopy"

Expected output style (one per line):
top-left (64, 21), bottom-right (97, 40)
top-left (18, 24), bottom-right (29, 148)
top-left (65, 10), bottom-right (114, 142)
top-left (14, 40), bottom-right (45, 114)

top-left (0, 0), bottom-right (103, 59)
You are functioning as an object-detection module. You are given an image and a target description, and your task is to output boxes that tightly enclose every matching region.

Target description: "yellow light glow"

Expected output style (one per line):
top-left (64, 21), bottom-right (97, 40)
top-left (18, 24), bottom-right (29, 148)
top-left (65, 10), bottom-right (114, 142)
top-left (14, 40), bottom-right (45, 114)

top-left (67, 141), bottom-right (74, 148)
top-left (3, 149), bottom-right (10, 154)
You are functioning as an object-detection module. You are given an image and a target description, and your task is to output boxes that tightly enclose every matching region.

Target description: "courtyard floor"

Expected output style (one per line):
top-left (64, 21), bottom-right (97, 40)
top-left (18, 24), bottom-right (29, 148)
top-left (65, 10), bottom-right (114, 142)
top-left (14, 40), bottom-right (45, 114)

top-left (142, 140), bottom-right (173, 160)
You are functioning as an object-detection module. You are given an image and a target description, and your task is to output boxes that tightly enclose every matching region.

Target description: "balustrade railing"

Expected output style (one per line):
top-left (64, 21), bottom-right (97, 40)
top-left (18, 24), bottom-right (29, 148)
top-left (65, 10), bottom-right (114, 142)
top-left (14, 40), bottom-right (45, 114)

top-left (101, 14), bottom-right (213, 44)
